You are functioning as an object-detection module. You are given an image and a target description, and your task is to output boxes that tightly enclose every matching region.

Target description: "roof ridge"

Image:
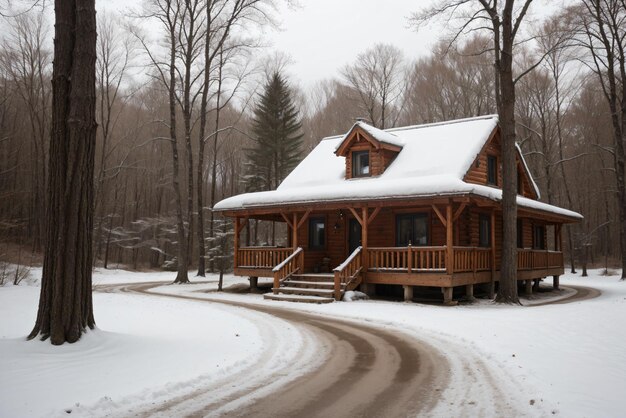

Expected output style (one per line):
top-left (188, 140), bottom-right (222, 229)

top-left (385, 114), bottom-right (498, 133)
top-left (321, 114), bottom-right (498, 141)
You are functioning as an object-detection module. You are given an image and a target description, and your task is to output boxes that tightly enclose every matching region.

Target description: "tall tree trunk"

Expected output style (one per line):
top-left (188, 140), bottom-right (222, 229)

top-left (168, 4), bottom-right (189, 284)
top-left (494, 1), bottom-right (519, 304)
top-left (29, 0), bottom-right (97, 344)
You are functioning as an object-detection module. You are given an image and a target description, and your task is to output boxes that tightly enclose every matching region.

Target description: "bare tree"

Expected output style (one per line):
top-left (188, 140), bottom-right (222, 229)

top-left (570, 0), bottom-right (626, 279)
top-left (341, 43), bottom-right (406, 129)
top-left (414, 0), bottom-right (542, 303)
top-left (0, 10), bottom-right (51, 252)
top-left (29, 0), bottom-right (97, 344)
top-left (94, 11), bottom-right (135, 268)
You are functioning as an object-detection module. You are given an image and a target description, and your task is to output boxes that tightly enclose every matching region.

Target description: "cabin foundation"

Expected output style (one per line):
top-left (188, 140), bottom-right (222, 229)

top-left (553, 275), bottom-right (560, 290)
top-left (403, 285), bottom-right (413, 302)
top-left (249, 276), bottom-right (258, 291)
top-left (525, 279), bottom-right (533, 295)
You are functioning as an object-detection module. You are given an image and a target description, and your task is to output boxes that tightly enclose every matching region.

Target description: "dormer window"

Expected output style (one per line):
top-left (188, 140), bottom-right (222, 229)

top-left (352, 151), bottom-right (370, 177)
top-left (487, 155), bottom-right (497, 185)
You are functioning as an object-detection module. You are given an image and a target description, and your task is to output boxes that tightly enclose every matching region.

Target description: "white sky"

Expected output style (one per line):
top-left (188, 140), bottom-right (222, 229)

top-left (262, 0), bottom-right (439, 88)
top-left (99, 0), bottom-right (439, 90)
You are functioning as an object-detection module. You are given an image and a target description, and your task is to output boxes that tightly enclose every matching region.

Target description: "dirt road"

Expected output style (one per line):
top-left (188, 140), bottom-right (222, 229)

top-left (96, 282), bottom-right (524, 417)
top-left (529, 285), bottom-right (601, 307)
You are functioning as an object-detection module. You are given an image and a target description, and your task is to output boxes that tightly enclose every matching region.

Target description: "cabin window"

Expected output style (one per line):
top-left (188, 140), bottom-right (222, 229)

top-left (396, 213), bottom-right (428, 246)
top-left (479, 214), bottom-right (491, 247)
top-left (517, 219), bottom-right (524, 248)
top-left (308, 217), bottom-right (326, 250)
top-left (352, 151), bottom-right (370, 177)
top-left (533, 225), bottom-right (545, 250)
top-left (487, 155), bottom-right (498, 185)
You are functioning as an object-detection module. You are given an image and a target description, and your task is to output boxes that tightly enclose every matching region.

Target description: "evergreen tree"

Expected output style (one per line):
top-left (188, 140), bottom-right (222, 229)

top-left (245, 72), bottom-right (304, 191)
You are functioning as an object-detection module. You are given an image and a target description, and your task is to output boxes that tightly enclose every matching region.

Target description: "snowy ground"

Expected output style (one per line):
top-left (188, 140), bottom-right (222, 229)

top-left (0, 269), bottom-right (311, 417)
top-left (0, 267), bottom-right (624, 417)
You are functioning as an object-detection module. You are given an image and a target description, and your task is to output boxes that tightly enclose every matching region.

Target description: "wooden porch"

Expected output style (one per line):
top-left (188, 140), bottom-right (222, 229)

top-left (230, 198), bottom-right (567, 303)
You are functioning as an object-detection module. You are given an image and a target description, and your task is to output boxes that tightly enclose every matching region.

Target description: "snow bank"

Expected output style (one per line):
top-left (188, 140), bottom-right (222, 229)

top-left (343, 290), bottom-right (368, 302)
top-left (0, 271), bottom-right (277, 418)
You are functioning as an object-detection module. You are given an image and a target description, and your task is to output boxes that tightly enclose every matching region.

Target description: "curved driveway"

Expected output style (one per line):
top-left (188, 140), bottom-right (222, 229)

top-left (95, 281), bottom-right (599, 417)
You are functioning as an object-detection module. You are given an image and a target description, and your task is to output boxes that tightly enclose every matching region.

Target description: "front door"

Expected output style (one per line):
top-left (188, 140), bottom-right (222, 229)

top-left (348, 218), bottom-right (362, 253)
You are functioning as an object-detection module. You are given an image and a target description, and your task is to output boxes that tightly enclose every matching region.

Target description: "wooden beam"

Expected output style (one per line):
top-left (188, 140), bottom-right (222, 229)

top-left (292, 213), bottom-right (298, 249)
top-left (296, 209), bottom-right (312, 229)
top-left (490, 210), bottom-right (496, 298)
top-left (446, 203), bottom-right (453, 275)
top-left (453, 203), bottom-right (467, 222)
top-left (432, 205), bottom-right (447, 227)
top-left (234, 217), bottom-right (240, 268)
top-left (349, 207), bottom-right (364, 225)
top-left (367, 207), bottom-right (381, 225)
top-left (236, 216), bottom-right (248, 234)
top-left (362, 207), bottom-right (369, 270)
top-left (280, 212), bottom-right (294, 229)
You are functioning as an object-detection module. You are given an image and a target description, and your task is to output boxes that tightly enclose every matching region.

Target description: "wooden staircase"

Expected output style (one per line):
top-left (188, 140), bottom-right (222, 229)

top-left (264, 273), bottom-right (339, 304)
top-left (263, 246), bottom-right (364, 304)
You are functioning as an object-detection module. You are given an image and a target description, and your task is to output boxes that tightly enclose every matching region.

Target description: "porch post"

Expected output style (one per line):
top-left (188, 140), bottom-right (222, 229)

top-left (555, 224), bottom-right (561, 251)
top-left (361, 207), bottom-right (369, 271)
top-left (292, 213), bottom-right (298, 250)
top-left (446, 203), bottom-right (453, 275)
top-left (490, 210), bottom-right (497, 298)
top-left (233, 216), bottom-right (240, 269)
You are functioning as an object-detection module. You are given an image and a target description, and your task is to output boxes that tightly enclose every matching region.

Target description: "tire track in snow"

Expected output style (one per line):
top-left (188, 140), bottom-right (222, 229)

top-left (95, 282), bottom-right (530, 417)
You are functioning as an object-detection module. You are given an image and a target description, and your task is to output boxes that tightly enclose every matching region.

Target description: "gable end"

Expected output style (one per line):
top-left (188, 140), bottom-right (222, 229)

top-left (463, 126), bottom-right (540, 200)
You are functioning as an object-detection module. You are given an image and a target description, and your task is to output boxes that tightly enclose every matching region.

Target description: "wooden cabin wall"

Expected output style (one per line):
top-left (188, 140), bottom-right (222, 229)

top-left (464, 132), bottom-right (535, 199)
top-left (296, 211), bottom-right (346, 272)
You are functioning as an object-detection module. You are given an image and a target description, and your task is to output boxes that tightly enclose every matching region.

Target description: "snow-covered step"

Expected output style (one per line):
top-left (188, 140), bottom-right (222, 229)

top-left (263, 293), bottom-right (335, 304)
top-left (283, 280), bottom-right (343, 290)
top-left (274, 287), bottom-right (337, 298)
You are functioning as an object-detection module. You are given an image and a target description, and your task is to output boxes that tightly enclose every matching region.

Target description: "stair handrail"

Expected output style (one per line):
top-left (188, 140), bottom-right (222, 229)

top-left (272, 247), bottom-right (303, 289)
top-left (333, 246), bottom-right (363, 301)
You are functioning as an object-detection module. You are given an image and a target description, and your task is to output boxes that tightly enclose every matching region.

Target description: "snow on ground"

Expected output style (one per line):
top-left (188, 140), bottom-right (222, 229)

top-left (0, 269), bottom-right (309, 418)
top-left (1, 267), bottom-right (624, 417)
top-left (151, 268), bottom-right (626, 418)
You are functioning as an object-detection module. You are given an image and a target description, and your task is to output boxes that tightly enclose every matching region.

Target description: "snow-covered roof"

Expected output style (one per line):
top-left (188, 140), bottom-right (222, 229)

top-left (336, 121), bottom-right (405, 150)
top-left (215, 115), bottom-right (581, 220)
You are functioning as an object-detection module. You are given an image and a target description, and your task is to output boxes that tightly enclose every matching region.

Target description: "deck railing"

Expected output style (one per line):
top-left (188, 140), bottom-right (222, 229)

top-left (237, 246), bottom-right (292, 269)
top-left (453, 247), bottom-right (492, 272)
top-left (518, 249), bottom-right (563, 270)
top-left (333, 246), bottom-right (363, 300)
top-left (272, 247), bottom-right (304, 289)
top-left (368, 246), bottom-right (447, 272)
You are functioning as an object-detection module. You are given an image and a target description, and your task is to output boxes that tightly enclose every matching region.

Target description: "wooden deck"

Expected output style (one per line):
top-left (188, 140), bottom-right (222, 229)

top-left (234, 245), bottom-right (565, 293)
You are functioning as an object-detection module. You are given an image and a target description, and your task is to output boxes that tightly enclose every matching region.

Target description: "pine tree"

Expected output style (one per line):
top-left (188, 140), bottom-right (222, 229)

top-left (245, 72), bottom-right (303, 192)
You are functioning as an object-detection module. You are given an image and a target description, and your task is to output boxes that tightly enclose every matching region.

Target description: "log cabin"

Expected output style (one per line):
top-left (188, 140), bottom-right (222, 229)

top-left (213, 115), bottom-right (582, 304)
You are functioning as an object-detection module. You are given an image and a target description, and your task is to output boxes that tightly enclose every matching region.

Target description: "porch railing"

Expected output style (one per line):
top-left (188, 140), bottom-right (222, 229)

top-left (453, 247), bottom-right (492, 272)
top-left (333, 246), bottom-right (363, 300)
top-left (518, 249), bottom-right (563, 270)
top-left (368, 246), bottom-right (447, 272)
top-left (237, 246), bottom-right (292, 269)
top-left (272, 247), bottom-right (304, 289)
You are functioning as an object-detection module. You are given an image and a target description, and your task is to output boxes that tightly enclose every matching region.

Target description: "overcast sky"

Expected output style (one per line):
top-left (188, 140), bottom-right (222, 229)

top-left (261, 0), bottom-right (439, 88)
top-left (98, 0), bottom-right (439, 90)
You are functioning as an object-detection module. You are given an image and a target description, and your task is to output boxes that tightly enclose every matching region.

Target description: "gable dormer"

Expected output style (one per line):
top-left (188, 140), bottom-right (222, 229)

top-left (335, 122), bottom-right (402, 179)
top-left (464, 126), bottom-right (540, 200)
